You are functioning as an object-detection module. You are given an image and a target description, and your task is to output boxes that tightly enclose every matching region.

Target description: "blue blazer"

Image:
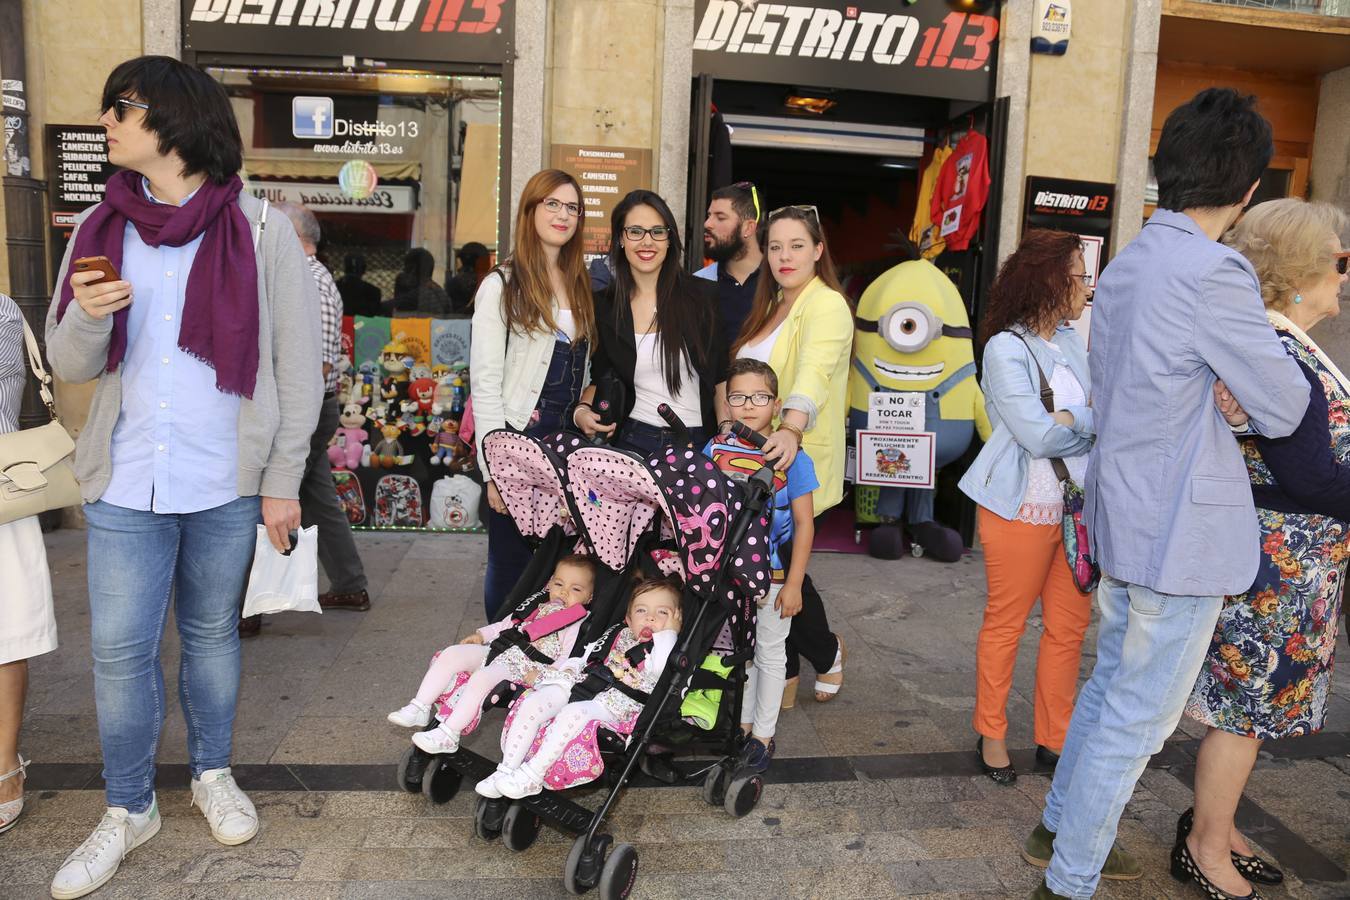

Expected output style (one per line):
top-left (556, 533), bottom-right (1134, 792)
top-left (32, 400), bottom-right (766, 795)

top-left (1084, 210), bottom-right (1310, 597)
top-left (959, 323), bottom-right (1093, 520)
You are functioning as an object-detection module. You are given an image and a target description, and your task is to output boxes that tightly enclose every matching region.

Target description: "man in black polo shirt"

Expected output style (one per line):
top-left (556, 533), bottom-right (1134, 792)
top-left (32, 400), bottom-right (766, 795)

top-left (696, 182), bottom-right (763, 347)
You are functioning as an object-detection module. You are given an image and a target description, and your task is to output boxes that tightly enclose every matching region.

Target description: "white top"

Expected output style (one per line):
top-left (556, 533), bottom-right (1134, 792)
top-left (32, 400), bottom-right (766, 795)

top-left (1018, 338), bottom-right (1089, 524)
top-left (555, 309), bottom-right (576, 343)
top-left (737, 319), bottom-right (786, 364)
top-left (629, 330), bottom-right (702, 428)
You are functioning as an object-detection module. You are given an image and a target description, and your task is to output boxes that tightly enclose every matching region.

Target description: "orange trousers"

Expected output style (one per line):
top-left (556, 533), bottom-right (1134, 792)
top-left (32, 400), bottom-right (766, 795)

top-left (972, 506), bottom-right (1092, 751)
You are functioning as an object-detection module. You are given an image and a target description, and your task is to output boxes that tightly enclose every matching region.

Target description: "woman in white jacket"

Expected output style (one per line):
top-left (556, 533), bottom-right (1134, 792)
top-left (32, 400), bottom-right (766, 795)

top-left (471, 169), bottom-right (595, 618)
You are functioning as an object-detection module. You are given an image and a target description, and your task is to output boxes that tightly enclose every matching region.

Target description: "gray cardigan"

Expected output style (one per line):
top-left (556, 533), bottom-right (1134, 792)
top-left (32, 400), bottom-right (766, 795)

top-left (45, 190), bottom-right (323, 503)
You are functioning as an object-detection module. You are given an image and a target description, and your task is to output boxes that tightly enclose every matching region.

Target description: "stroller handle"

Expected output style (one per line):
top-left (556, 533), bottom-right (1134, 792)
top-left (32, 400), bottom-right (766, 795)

top-left (656, 403), bottom-right (694, 447)
top-left (730, 421), bottom-right (766, 449)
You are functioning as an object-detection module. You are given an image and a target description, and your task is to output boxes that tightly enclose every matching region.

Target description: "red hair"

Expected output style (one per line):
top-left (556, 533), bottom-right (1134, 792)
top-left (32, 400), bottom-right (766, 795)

top-left (980, 229), bottom-right (1083, 345)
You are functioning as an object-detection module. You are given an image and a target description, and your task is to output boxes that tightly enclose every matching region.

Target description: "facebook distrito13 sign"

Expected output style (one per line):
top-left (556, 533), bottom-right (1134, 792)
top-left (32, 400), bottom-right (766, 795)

top-left (692, 0), bottom-right (999, 102)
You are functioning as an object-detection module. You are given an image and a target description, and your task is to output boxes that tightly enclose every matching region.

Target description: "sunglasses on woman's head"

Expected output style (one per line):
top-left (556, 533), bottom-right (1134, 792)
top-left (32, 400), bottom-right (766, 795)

top-left (110, 98), bottom-right (150, 121)
top-left (769, 204), bottom-right (820, 225)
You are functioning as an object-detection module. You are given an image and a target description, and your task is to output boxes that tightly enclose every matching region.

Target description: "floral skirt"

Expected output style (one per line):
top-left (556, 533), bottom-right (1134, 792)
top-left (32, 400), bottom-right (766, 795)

top-left (1186, 508), bottom-right (1345, 739)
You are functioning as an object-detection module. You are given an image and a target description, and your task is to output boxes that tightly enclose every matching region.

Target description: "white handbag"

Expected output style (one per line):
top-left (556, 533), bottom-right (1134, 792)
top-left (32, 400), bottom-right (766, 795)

top-left (0, 318), bottom-right (80, 524)
top-left (241, 524), bottom-right (321, 616)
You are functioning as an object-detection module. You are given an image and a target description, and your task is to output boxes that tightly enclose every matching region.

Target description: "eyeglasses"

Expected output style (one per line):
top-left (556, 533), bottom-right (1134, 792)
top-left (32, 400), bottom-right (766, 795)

top-left (110, 98), bottom-right (150, 121)
top-left (1336, 252), bottom-right (1349, 276)
top-left (855, 302), bottom-right (972, 353)
top-left (541, 197), bottom-right (582, 218)
top-left (622, 225), bottom-right (671, 243)
top-left (769, 204), bottom-right (820, 225)
top-left (1072, 273), bottom-right (1092, 286)
top-left (727, 391), bottom-right (776, 408)
top-left (732, 181), bottom-right (762, 222)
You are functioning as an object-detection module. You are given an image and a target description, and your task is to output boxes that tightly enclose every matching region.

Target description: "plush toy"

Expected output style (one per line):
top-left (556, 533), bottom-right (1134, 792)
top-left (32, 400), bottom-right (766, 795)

top-left (432, 373), bottom-right (468, 417)
top-left (328, 402), bottom-right (370, 471)
top-left (371, 422), bottom-right (406, 469)
top-left (848, 257), bottom-right (992, 562)
top-left (355, 361), bottom-right (380, 401)
top-left (409, 377), bottom-right (437, 417)
top-left (428, 415), bottom-right (470, 470)
top-left (380, 335), bottom-right (413, 384)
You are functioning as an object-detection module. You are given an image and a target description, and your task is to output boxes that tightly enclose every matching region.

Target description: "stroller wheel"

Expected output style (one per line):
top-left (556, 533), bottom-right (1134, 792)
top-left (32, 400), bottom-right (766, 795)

top-left (396, 745), bottom-right (429, 794)
top-left (501, 800), bottom-right (542, 851)
top-left (599, 842), bottom-right (639, 900)
top-left (723, 772), bottom-right (763, 818)
top-left (473, 795), bottom-right (506, 841)
top-left (564, 832), bottom-right (610, 895)
top-left (421, 755), bottom-right (462, 805)
top-left (701, 765), bottom-right (728, 807)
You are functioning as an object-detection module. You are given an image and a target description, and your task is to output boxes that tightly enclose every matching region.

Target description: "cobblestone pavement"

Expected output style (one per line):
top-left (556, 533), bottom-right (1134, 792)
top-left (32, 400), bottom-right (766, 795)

top-left (5, 530), bottom-right (1347, 899)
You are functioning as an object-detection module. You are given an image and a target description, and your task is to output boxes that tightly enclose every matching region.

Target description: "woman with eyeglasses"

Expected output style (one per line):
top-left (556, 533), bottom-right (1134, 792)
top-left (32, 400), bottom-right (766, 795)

top-left (732, 205), bottom-right (854, 706)
top-left (575, 190), bottom-right (726, 454)
top-left (1177, 199), bottom-right (1350, 899)
top-left (471, 169), bottom-right (596, 618)
top-left (957, 229), bottom-right (1095, 786)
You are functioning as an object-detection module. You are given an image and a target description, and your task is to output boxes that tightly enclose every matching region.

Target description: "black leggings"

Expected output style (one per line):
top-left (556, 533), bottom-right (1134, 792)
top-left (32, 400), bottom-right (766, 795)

top-left (780, 536), bottom-right (839, 679)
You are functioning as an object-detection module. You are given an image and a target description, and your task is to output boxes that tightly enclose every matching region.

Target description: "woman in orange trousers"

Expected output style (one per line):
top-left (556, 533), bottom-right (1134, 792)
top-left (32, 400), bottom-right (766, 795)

top-left (957, 230), bottom-right (1095, 784)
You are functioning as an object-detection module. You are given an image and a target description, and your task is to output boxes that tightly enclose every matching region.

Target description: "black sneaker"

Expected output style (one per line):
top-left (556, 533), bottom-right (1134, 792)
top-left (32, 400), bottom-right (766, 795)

top-left (740, 737), bottom-right (775, 773)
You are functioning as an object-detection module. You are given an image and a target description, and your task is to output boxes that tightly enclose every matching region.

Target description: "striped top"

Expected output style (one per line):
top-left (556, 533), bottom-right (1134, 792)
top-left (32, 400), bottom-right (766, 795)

top-left (0, 293), bottom-right (26, 435)
top-left (309, 256), bottom-right (342, 393)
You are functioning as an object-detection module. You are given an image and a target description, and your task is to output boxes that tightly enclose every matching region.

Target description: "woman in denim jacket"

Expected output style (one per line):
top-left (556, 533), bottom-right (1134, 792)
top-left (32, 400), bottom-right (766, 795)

top-left (958, 230), bottom-right (1094, 785)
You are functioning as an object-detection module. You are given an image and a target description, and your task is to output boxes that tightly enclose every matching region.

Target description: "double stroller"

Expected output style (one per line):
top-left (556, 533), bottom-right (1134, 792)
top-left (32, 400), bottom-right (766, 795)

top-left (394, 420), bottom-right (776, 897)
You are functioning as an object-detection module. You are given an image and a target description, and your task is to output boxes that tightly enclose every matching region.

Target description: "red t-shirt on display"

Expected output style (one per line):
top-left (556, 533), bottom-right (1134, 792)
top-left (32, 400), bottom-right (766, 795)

top-left (929, 130), bottom-right (990, 252)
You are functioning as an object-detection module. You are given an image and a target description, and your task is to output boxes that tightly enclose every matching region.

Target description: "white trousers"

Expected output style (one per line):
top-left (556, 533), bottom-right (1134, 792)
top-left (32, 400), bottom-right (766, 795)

top-left (741, 583), bottom-right (791, 739)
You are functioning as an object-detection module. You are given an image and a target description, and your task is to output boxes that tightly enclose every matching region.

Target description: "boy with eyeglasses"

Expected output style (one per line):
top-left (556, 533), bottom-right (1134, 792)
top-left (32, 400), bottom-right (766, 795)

top-left (702, 358), bottom-right (817, 773)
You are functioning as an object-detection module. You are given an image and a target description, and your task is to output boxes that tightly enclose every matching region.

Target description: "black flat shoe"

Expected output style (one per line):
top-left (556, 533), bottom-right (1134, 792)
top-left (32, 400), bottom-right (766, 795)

top-left (1177, 808), bottom-right (1283, 885)
top-left (1035, 745), bottom-right (1060, 768)
top-left (975, 737), bottom-right (1017, 785)
top-left (1171, 838), bottom-right (1264, 899)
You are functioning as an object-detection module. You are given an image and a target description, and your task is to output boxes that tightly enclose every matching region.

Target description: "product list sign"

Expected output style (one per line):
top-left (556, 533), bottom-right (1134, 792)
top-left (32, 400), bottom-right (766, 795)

top-left (45, 125), bottom-right (119, 281)
top-left (549, 144), bottom-right (653, 261)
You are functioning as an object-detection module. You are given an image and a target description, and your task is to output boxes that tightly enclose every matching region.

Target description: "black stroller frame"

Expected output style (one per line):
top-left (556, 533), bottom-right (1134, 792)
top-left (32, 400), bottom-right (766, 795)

top-left (394, 415), bottom-right (775, 898)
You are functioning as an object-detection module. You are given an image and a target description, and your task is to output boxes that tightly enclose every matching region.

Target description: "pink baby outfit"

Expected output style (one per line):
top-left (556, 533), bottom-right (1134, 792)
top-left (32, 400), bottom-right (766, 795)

top-left (497, 625), bottom-right (678, 790)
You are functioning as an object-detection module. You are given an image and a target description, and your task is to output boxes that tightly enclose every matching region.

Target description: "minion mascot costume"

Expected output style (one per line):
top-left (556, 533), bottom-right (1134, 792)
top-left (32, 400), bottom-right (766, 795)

top-left (849, 258), bottom-right (991, 561)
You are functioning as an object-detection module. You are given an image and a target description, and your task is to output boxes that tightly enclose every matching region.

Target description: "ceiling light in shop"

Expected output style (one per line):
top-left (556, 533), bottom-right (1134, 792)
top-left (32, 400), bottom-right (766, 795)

top-left (784, 95), bottom-right (837, 115)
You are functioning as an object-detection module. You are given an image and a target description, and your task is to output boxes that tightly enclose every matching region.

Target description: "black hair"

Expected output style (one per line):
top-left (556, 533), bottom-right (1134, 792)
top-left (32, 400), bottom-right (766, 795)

top-left (101, 56), bottom-right (243, 183)
top-left (456, 241), bottom-right (490, 268)
top-left (1154, 88), bottom-right (1273, 212)
top-left (711, 184), bottom-right (759, 224)
top-left (608, 190), bottom-right (715, 395)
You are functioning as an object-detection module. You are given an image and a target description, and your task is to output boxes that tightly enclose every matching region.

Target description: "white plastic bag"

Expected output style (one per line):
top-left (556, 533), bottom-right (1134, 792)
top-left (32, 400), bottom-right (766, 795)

top-left (428, 475), bottom-right (482, 529)
top-left (241, 524), bottom-right (321, 616)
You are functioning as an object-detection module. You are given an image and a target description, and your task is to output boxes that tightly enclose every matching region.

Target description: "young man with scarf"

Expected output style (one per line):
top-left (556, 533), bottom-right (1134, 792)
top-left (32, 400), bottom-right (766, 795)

top-left (43, 56), bottom-right (322, 899)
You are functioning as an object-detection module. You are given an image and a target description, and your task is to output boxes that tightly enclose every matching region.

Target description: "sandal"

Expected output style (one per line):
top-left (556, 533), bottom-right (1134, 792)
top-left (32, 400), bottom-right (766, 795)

top-left (0, 755), bottom-right (30, 835)
top-left (813, 634), bottom-right (846, 703)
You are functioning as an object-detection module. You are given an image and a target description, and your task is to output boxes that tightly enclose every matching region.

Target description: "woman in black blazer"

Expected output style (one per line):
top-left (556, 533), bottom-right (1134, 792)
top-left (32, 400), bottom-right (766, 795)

top-left (575, 190), bottom-right (728, 453)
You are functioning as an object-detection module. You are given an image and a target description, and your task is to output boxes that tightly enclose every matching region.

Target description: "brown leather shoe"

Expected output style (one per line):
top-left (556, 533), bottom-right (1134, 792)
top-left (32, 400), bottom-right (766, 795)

top-left (319, 589), bottom-right (370, 611)
top-left (238, 615), bottom-right (262, 638)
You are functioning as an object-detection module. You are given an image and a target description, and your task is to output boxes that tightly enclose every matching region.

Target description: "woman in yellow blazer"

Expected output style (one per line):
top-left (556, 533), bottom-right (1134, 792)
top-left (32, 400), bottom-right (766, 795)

top-left (732, 205), bottom-right (853, 704)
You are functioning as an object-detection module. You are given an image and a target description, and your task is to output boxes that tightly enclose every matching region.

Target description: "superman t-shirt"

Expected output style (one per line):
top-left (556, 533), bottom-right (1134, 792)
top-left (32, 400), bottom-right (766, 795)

top-left (702, 433), bottom-right (819, 582)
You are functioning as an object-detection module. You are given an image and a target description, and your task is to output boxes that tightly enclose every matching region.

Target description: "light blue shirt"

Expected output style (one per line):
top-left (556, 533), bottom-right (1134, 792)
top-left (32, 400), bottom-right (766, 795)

top-left (1084, 209), bottom-right (1309, 597)
top-left (101, 180), bottom-right (242, 513)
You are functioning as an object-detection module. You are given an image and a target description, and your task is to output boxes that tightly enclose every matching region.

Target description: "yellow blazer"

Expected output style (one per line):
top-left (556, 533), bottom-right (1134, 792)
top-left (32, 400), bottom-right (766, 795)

top-left (767, 276), bottom-right (853, 513)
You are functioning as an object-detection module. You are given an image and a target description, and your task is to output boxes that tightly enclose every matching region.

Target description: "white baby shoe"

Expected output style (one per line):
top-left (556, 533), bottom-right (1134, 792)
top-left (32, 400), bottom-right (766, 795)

top-left (388, 700), bottom-right (432, 728)
top-left (474, 772), bottom-right (504, 798)
top-left (411, 725), bottom-right (460, 755)
top-left (495, 767), bottom-right (544, 800)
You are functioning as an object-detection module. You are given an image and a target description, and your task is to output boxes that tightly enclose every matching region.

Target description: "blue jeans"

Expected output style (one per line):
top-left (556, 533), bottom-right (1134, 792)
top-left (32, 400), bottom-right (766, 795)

top-left (1042, 575), bottom-right (1222, 898)
top-left (84, 496), bottom-right (261, 812)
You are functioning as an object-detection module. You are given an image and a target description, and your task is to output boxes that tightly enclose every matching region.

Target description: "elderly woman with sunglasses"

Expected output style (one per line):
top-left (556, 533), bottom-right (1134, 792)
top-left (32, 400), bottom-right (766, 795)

top-left (575, 190), bottom-right (726, 454)
top-left (732, 204), bottom-right (854, 706)
top-left (1177, 199), bottom-right (1350, 900)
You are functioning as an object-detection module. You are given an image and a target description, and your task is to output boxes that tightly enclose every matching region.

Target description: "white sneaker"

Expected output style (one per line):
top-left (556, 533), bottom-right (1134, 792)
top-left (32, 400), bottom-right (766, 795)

top-left (50, 801), bottom-right (161, 899)
top-left (388, 700), bottom-right (432, 728)
top-left (191, 767), bottom-right (259, 846)
top-left (411, 725), bottom-right (460, 755)
top-left (495, 767), bottom-right (544, 800)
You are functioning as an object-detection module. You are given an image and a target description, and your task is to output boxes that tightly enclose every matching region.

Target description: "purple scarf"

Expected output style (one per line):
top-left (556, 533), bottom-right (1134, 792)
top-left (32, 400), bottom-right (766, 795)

top-left (57, 170), bottom-right (260, 398)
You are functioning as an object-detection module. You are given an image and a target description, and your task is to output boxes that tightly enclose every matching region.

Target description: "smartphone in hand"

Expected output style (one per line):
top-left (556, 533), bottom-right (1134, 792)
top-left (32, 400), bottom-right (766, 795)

top-left (73, 256), bottom-right (121, 284)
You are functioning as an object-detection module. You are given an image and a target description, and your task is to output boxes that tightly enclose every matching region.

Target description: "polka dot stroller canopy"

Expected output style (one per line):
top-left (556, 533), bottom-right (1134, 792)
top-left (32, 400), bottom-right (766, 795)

top-left (566, 445), bottom-right (771, 613)
top-left (480, 430), bottom-right (592, 540)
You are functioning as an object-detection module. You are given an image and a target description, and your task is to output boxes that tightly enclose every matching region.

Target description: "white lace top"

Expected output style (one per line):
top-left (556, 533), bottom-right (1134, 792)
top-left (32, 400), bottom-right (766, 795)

top-left (1018, 338), bottom-right (1089, 524)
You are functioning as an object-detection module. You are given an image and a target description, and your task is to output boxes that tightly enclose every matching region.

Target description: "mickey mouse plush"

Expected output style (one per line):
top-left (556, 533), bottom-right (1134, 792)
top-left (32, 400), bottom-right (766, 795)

top-left (328, 402), bottom-right (370, 470)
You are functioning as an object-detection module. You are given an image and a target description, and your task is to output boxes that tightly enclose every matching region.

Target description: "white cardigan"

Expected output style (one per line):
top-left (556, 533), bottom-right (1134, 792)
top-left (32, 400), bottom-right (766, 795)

top-left (469, 270), bottom-right (588, 480)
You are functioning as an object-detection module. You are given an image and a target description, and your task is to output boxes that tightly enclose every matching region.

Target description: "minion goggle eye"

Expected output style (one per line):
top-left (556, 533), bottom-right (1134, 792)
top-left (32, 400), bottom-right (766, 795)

top-left (855, 302), bottom-right (972, 353)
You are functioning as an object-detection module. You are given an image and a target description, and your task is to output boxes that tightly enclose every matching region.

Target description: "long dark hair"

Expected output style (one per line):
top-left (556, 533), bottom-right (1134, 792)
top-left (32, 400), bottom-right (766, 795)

top-left (502, 169), bottom-right (595, 343)
top-left (732, 206), bottom-right (846, 357)
top-left (608, 190), bottom-right (713, 394)
top-left (979, 229), bottom-right (1083, 347)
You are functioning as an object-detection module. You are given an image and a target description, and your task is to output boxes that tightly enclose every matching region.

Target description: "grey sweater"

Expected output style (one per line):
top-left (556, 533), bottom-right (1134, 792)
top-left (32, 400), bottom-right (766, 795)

top-left (45, 190), bottom-right (323, 503)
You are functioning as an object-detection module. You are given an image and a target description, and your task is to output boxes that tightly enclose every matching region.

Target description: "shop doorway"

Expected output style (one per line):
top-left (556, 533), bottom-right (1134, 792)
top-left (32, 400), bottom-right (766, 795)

top-left (209, 67), bottom-right (501, 315)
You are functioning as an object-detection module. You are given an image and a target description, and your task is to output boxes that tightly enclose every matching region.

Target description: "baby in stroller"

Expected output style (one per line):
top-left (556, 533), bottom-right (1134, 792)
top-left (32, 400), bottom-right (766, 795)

top-left (474, 576), bottom-right (683, 800)
top-left (388, 554), bottom-right (598, 754)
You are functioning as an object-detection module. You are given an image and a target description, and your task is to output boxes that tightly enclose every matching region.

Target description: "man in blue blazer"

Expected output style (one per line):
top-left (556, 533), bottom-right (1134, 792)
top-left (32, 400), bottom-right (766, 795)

top-left (1025, 89), bottom-right (1311, 899)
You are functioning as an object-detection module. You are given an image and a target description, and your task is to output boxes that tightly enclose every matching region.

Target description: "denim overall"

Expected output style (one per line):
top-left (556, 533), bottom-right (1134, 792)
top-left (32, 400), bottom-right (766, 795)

top-left (484, 331), bottom-right (588, 618)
